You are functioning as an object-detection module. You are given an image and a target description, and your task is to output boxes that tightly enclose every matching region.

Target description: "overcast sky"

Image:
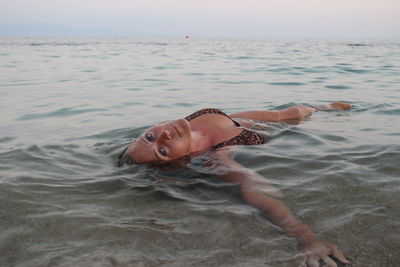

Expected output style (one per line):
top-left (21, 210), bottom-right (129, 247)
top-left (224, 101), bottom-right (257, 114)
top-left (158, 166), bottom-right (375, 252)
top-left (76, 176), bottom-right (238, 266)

top-left (1, 0), bottom-right (399, 38)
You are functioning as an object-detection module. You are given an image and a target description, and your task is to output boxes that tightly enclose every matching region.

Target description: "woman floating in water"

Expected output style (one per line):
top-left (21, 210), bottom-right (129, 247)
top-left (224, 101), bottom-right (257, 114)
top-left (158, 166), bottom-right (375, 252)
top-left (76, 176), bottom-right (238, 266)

top-left (118, 102), bottom-right (351, 267)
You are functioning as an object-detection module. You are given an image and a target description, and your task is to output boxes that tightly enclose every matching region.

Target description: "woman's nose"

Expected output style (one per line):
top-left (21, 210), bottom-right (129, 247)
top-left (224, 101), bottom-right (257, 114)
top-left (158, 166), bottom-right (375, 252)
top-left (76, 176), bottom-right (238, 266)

top-left (161, 129), bottom-right (172, 140)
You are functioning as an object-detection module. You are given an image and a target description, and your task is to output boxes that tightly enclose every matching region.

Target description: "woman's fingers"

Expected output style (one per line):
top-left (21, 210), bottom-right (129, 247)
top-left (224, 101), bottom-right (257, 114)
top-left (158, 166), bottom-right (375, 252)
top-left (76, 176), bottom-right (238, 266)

top-left (329, 102), bottom-right (352, 110)
top-left (302, 240), bottom-right (350, 267)
top-left (322, 256), bottom-right (338, 267)
top-left (306, 257), bottom-right (320, 267)
top-left (331, 245), bottom-right (351, 264)
top-left (316, 101), bottom-right (352, 111)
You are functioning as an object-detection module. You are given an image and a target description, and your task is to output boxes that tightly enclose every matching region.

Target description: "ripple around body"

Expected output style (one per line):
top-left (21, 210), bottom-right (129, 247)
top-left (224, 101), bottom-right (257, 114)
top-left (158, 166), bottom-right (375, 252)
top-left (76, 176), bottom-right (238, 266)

top-left (1, 37), bottom-right (400, 267)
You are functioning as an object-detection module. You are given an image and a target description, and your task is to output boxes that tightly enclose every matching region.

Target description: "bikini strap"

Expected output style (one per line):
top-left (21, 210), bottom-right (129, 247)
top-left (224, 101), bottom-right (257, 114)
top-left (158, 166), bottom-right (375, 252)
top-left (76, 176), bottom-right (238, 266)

top-left (184, 108), bottom-right (241, 127)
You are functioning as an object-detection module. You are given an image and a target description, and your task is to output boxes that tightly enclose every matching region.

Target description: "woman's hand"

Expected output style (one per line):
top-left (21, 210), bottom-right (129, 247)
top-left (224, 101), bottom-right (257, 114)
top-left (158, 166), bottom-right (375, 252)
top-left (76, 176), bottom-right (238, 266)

top-left (316, 102), bottom-right (352, 111)
top-left (300, 238), bottom-right (350, 267)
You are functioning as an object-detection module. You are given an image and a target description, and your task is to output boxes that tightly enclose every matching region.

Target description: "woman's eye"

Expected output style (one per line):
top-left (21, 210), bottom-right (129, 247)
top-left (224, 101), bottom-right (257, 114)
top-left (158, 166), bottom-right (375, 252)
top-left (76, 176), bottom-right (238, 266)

top-left (158, 147), bottom-right (168, 157)
top-left (145, 133), bottom-right (155, 142)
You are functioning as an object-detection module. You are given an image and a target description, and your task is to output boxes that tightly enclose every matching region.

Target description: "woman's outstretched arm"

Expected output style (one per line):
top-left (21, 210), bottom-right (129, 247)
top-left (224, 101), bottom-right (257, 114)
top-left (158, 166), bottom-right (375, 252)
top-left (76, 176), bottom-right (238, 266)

top-left (229, 102), bottom-right (351, 122)
top-left (212, 149), bottom-right (350, 267)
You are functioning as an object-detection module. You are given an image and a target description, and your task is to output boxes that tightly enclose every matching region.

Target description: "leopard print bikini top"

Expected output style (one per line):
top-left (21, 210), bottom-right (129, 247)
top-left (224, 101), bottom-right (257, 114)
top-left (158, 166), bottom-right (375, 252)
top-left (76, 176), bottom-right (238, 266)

top-left (184, 108), bottom-right (266, 150)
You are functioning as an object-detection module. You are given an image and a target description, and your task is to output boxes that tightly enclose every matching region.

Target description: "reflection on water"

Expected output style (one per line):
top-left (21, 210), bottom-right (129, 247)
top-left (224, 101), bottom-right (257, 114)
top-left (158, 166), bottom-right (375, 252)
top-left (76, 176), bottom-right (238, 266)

top-left (0, 37), bottom-right (400, 266)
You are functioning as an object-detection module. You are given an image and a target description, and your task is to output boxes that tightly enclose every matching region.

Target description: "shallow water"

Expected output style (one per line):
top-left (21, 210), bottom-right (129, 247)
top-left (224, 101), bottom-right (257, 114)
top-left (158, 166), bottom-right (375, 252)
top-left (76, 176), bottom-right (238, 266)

top-left (1, 37), bottom-right (400, 267)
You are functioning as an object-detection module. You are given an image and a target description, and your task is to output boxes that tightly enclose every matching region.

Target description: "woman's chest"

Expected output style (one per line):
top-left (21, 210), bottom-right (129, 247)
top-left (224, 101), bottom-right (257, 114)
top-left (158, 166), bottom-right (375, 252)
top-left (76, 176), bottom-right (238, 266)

top-left (189, 114), bottom-right (243, 146)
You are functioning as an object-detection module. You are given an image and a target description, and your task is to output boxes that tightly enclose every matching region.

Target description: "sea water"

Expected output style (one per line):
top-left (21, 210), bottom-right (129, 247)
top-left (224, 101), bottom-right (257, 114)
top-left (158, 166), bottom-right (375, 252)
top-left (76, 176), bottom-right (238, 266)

top-left (0, 37), bottom-right (399, 266)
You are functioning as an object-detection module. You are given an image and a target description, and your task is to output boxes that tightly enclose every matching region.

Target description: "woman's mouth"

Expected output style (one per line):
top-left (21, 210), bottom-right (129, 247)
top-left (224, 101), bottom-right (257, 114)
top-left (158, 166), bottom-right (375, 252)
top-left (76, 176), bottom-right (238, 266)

top-left (171, 124), bottom-right (181, 137)
top-left (170, 119), bottom-right (190, 138)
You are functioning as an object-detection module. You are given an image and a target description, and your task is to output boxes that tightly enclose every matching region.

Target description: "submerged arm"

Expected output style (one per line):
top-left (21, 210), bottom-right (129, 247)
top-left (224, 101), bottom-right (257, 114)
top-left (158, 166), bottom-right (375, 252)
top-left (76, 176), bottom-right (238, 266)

top-left (229, 102), bottom-right (351, 122)
top-left (212, 149), bottom-right (350, 267)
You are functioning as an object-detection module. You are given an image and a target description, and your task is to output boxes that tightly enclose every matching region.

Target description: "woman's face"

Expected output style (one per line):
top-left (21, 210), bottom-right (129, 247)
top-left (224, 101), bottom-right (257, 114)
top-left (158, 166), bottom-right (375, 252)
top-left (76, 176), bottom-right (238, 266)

top-left (127, 119), bottom-right (192, 163)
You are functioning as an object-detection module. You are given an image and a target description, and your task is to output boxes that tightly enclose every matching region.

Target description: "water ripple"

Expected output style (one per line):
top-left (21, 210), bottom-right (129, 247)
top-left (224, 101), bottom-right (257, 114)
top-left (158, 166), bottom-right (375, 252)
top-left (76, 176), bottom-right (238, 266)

top-left (17, 107), bottom-right (107, 121)
top-left (1, 37), bottom-right (400, 267)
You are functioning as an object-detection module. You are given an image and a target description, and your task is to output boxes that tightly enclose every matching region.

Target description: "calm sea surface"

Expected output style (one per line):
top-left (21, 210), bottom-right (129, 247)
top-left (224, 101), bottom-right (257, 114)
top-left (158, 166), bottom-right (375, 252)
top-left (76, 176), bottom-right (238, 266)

top-left (0, 37), bottom-right (399, 267)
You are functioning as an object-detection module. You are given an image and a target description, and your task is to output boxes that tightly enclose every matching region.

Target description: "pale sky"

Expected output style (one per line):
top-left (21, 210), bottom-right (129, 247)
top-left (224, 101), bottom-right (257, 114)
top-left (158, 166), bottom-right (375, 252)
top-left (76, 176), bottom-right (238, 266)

top-left (1, 0), bottom-right (399, 38)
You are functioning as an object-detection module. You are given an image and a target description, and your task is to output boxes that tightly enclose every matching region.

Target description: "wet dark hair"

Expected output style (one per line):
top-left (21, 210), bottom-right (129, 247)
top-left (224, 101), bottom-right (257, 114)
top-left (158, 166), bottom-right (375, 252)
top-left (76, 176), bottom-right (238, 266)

top-left (117, 147), bottom-right (135, 167)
